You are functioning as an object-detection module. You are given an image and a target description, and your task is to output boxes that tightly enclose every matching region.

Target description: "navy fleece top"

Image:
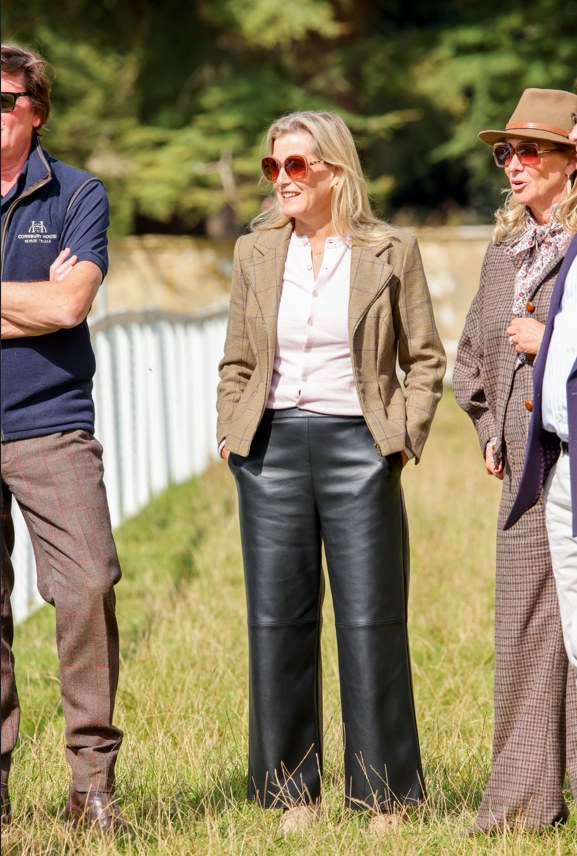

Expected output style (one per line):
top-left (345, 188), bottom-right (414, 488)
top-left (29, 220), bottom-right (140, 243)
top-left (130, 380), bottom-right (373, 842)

top-left (1, 139), bottom-right (109, 441)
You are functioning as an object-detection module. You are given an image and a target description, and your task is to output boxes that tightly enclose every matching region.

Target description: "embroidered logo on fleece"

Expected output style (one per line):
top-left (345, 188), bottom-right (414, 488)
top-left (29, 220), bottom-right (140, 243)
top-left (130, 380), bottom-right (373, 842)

top-left (18, 221), bottom-right (57, 243)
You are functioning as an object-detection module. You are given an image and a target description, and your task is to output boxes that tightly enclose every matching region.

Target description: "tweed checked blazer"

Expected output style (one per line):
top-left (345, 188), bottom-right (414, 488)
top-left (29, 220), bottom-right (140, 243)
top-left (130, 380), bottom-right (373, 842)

top-left (217, 222), bottom-right (446, 461)
top-left (453, 240), bottom-right (565, 468)
top-left (506, 234), bottom-right (577, 535)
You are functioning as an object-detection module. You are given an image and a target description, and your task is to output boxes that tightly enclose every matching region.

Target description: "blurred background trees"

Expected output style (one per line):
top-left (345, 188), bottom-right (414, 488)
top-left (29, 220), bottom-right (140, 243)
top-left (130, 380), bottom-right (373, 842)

top-left (5, 0), bottom-right (576, 236)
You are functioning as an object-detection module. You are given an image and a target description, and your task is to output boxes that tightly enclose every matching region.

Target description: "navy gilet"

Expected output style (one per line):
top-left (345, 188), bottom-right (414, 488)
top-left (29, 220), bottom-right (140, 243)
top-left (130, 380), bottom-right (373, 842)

top-left (1, 138), bottom-right (109, 441)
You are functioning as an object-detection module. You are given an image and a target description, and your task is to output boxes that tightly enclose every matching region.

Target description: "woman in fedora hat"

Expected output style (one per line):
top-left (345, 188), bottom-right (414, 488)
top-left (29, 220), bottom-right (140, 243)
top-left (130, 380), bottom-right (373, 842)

top-left (454, 88), bottom-right (577, 832)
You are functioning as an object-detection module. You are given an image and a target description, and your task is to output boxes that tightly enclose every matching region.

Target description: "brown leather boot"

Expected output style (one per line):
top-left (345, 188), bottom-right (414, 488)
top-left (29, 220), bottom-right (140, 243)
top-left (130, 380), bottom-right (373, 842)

top-left (64, 788), bottom-right (130, 835)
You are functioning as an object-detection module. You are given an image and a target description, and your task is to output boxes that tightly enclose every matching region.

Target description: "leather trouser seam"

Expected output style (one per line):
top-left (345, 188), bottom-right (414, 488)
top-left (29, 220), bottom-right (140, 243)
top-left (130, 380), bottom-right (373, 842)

top-left (334, 618), bottom-right (403, 628)
top-left (247, 618), bottom-right (322, 628)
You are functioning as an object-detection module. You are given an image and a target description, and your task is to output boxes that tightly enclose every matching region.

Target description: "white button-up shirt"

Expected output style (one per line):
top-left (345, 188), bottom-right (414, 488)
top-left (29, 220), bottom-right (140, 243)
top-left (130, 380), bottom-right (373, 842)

top-left (542, 257), bottom-right (577, 441)
top-left (266, 232), bottom-right (362, 415)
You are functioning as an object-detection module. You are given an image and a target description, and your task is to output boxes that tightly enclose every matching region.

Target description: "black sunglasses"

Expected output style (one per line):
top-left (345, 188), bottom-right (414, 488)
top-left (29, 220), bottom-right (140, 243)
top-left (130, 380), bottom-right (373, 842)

top-left (492, 141), bottom-right (561, 168)
top-left (261, 155), bottom-right (325, 182)
top-left (572, 112), bottom-right (577, 127)
top-left (1, 91), bottom-right (31, 112)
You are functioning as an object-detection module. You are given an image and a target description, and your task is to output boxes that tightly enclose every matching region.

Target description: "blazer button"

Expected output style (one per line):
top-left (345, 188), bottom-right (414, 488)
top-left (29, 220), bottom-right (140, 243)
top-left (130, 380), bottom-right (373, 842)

top-left (526, 301), bottom-right (535, 313)
top-left (525, 400), bottom-right (534, 412)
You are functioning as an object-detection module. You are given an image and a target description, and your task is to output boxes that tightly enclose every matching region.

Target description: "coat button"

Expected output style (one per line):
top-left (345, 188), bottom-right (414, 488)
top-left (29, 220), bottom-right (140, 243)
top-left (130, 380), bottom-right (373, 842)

top-left (526, 301), bottom-right (535, 313)
top-left (525, 400), bottom-right (533, 412)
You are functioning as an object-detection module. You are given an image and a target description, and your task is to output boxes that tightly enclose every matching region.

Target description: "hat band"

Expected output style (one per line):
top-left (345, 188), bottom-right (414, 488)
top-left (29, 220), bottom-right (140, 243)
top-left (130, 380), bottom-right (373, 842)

top-left (506, 121), bottom-right (569, 138)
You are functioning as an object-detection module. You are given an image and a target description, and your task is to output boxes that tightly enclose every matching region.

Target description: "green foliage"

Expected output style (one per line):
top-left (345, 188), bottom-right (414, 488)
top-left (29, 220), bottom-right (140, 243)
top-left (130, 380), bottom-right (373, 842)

top-left (202, 0), bottom-right (343, 49)
top-left (4, 0), bottom-right (576, 234)
top-left (412, 1), bottom-right (577, 208)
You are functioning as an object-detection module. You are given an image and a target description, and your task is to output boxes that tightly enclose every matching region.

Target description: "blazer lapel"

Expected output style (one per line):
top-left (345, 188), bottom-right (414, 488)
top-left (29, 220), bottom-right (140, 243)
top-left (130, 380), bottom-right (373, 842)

top-left (249, 222), bottom-right (293, 362)
top-left (348, 240), bottom-right (394, 342)
top-left (526, 247), bottom-right (566, 305)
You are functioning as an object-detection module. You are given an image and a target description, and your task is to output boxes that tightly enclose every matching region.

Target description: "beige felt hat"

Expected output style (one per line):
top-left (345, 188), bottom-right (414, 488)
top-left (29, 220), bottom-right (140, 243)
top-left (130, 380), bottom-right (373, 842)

top-left (478, 87), bottom-right (577, 147)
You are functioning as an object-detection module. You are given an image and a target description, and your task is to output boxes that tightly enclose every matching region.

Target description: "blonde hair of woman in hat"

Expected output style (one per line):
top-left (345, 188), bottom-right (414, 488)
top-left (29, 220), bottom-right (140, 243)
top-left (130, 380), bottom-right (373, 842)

top-left (454, 88), bottom-right (577, 833)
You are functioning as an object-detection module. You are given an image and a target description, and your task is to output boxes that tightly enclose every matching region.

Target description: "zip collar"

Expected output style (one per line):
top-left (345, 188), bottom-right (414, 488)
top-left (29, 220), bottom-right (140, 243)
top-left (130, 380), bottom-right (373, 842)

top-left (1, 137), bottom-right (52, 279)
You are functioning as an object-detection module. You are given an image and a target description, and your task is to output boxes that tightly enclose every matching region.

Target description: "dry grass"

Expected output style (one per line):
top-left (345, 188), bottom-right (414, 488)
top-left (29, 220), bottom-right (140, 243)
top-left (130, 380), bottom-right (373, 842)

top-left (4, 392), bottom-right (575, 854)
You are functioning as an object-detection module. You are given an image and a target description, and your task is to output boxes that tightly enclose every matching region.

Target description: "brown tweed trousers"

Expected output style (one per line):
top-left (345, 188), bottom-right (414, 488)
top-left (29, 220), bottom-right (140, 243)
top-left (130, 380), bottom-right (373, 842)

top-left (217, 222), bottom-right (446, 460)
top-left (1, 429), bottom-right (123, 793)
top-left (454, 241), bottom-right (577, 830)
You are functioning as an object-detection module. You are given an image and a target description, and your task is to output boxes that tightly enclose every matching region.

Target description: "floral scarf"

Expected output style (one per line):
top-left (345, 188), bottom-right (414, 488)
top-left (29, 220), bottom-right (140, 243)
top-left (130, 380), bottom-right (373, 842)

top-left (504, 208), bottom-right (570, 365)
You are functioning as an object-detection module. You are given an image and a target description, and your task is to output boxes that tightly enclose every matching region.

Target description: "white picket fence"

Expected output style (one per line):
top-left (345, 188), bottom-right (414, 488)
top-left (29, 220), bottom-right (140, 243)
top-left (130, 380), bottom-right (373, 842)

top-left (10, 303), bottom-right (229, 624)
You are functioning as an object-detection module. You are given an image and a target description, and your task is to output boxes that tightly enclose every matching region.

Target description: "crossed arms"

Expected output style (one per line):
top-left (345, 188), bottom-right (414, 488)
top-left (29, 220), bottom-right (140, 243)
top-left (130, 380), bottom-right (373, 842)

top-left (1, 249), bottom-right (101, 339)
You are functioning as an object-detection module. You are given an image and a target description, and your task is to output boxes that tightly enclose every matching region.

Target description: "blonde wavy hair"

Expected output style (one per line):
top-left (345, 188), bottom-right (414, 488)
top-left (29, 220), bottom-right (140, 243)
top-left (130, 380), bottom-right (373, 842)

top-left (492, 145), bottom-right (577, 243)
top-left (250, 111), bottom-right (389, 245)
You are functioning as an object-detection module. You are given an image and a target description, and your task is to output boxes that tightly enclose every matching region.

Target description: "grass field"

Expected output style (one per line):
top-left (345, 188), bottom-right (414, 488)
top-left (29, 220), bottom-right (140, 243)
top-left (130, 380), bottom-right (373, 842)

top-left (3, 392), bottom-right (575, 854)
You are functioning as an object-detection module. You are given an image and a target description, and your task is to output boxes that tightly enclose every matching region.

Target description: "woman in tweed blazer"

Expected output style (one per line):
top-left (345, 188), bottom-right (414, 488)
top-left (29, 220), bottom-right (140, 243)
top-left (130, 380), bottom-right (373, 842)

top-left (454, 88), bottom-right (577, 833)
top-left (217, 111), bottom-right (445, 835)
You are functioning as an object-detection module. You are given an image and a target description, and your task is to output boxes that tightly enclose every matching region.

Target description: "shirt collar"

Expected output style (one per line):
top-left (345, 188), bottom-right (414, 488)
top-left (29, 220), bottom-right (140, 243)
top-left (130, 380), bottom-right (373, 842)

top-left (291, 232), bottom-right (349, 248)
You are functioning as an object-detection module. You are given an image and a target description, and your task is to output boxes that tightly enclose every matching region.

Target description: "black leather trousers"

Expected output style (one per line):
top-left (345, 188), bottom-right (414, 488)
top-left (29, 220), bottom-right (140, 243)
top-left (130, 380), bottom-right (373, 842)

top-left (228, 408), bottom-right (425, 811)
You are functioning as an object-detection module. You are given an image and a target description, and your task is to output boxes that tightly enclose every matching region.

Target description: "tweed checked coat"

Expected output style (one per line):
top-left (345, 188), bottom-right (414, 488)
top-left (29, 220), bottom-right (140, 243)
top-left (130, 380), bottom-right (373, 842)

top-left (454, 240), bottom-right (577, 830)
top-left (217, 222), bottom-right (446, 459)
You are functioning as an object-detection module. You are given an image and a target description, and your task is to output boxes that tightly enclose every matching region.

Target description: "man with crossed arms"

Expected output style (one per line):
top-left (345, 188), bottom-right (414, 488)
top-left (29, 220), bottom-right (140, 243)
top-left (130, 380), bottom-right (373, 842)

top-left (507, 111), bottom-right (577, 679)
top-left (1, 43), bottom-right (127, 832)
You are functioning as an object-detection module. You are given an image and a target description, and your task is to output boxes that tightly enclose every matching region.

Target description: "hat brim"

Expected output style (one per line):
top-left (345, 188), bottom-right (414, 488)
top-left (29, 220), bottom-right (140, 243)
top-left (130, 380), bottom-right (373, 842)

top-left (478, 127), bottom-right (575, 146)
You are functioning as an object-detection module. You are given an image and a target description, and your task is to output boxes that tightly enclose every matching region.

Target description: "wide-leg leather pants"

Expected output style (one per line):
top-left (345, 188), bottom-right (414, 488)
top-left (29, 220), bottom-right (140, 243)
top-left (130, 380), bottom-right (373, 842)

top-left (228, 408), bottom-right (425, 811)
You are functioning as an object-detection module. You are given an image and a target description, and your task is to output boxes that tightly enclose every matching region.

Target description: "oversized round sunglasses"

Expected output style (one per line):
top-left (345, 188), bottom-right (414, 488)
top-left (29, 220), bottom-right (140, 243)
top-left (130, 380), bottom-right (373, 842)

top-left (261, 155), bottom-right (325, 182)
top-left (492, 141), bottom-right (561, 168)
top-left (1, 91), bottom-right (31, 112)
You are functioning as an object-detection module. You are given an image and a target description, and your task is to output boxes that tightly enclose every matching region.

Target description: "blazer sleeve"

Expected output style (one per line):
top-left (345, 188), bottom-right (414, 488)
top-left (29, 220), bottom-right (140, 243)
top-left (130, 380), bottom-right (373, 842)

top-left (216, 237), bottom-right (257, 447)
top-left (394, 235), bottom-right (447, 461)
top-left (453, 250), bottom-right (498, 456)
